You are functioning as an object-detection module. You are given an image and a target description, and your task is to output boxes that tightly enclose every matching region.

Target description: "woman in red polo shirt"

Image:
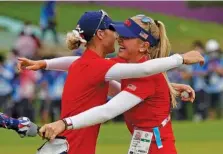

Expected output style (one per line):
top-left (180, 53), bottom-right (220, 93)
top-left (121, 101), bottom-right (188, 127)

top-left (36, 14), bottom-right (204, 154)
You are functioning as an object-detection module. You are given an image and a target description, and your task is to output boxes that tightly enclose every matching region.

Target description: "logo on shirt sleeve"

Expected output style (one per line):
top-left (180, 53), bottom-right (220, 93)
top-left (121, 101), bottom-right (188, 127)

top-left (127, 84), bottom-right (137, 91)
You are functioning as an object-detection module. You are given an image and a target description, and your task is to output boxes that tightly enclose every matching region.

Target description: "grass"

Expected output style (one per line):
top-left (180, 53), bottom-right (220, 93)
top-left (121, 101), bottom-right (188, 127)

top-left (0, 1), bottom-right (223, 52)
top-left (0, 120), bottom-right (222, 154)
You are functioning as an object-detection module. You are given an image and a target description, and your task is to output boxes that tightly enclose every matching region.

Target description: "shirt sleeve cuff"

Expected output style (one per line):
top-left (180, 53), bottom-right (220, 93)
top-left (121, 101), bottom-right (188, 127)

top-left (172, 54), bottom-right (183, 65)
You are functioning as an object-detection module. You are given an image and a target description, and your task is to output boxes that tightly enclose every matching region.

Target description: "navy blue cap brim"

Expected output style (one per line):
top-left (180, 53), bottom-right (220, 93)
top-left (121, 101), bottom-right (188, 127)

top-left (102, 16), bottom-right (114, 30)
top-left (110, 22), bottom-right (138, 38)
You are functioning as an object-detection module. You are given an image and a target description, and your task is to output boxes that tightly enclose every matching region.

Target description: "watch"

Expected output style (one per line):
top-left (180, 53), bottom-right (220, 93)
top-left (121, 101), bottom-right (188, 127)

top-left (62, 118), bottom-right (73, 130)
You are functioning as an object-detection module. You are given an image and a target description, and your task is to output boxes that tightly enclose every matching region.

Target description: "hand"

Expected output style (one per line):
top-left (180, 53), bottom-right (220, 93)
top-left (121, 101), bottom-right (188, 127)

top-left (172, 83), bottom-right (195, 102)
top-left (182, 50), bottom-right (204, 66)
top-left (17, 57), bottom-right (46, 72)
top-left (39, 120), bottom-right (66, 141)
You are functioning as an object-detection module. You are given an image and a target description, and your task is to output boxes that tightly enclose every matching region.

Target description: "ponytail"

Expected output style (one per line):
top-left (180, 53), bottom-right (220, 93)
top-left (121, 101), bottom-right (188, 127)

top-left (66, 30), bottom-right (87, 50)
top-left (156, 20), bottom-right (178, 108)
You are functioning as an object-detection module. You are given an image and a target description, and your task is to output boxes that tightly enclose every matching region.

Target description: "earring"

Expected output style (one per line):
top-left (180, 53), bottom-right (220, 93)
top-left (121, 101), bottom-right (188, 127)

top-left (140, 49), bottom-right (145, 52)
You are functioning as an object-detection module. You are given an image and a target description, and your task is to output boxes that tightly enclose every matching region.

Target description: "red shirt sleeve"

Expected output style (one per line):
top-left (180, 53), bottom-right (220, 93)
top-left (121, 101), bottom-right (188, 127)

top-left (123, 78), bottom-right (155, 100)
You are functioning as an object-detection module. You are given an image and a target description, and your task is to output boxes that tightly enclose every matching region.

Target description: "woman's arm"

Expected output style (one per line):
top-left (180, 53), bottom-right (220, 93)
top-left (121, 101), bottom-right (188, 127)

top-left (39, 91), bottom-right (142, 140)
top-left (45, 56), bottom-right (80, 71)
top-left (104, 50), bottom-right (204, 81)
top-left (108, 80), bottom-right (121, 97)
top-left (105, 54), bottom-right (183, 81)
top-left (17, 56), bottom-right (80, 72)
top-left (66, 91), bottom-right (141, 129)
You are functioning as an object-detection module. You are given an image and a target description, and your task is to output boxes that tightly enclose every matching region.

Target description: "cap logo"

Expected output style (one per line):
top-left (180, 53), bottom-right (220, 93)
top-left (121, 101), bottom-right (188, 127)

top-left (139, 31), bottom-right (148, 40)
top-left (76, 24), bottom-right (84, 34)
top-left (124, 19), bottom-right (131, 27)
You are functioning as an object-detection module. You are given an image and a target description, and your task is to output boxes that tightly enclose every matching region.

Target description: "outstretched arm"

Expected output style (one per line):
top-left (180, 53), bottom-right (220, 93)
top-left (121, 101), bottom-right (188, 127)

top-left (105, 54), bottom-right (184, 81)
top-left (17, 56), bottom-right (80, 72)
top-left (104, 50), bottom-right (204, 81)
top-left (45, 56), bottom-right (80, 71)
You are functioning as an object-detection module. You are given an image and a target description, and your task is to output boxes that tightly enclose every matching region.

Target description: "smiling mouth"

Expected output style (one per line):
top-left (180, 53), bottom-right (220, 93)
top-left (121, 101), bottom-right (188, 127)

top-left (119, 46), bottom-right (126, 52)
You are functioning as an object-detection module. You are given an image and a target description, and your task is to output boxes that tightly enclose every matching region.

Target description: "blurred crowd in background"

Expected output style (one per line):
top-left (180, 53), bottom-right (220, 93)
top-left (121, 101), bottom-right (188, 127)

top-left (0, 1), bottom-right (223, 124)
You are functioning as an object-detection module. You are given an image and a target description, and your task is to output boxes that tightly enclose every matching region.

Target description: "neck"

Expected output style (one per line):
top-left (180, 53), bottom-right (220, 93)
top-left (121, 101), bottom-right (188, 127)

top-left (87, 44), bottom-right (107, 58)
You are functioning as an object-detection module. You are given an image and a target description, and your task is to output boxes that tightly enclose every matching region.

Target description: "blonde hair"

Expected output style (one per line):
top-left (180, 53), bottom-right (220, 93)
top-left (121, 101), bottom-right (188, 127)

top-left (66, 30), bottom-right (87, 50)
top-left (131, 15), bottom-right (178, 108)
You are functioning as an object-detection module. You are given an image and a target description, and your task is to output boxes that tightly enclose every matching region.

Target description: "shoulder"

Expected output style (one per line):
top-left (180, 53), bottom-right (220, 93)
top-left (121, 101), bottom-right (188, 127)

top-left (139, 73), bottom-right (163, 81)
top-left (91, 58), bottom-right (117, 68)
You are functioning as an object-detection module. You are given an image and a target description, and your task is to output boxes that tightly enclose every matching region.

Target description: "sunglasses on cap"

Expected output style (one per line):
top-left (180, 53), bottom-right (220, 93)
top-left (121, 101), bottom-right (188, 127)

top-left (93, 10), bottom-right (109, 36)
top-left (136, 14), bottom-right (153, 24)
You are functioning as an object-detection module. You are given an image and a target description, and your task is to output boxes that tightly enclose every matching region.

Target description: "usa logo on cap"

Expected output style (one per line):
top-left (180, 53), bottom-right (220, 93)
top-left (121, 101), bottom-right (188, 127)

top-left (139, 31), bottom-right (148, 40)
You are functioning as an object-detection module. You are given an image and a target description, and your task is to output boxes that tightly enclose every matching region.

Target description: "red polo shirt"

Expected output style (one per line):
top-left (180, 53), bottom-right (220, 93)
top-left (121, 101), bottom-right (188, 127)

top-left (60, 49), bottom-right (116, 154)
top-left (121, 56), bottom-right (175, 142)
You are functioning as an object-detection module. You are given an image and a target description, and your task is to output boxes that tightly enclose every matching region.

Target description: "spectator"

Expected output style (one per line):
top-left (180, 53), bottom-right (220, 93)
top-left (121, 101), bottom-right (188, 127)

top-left (40, 1), bottom-right (59, 44)
top-left (18, 69), bottom-right (41, 122)
top-left (37, 69), bottom-right (51, 124)
top-left (12, 21), bottom-right (41, 59)
top-left (191, 40), bottom-right (209, 121)
top-left (177, 65), bottom-right (193, 120)
top-left (0, 54), bottom-right (14, 114)
top-left (205, 39), bottom-right (223, 120)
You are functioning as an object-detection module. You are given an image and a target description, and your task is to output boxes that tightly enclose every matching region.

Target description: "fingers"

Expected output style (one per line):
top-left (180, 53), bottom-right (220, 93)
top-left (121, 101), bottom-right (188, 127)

top-left (183, 50), bottom-right (205, 65)
top-left (38, 124), bottom-right (59, 141)
top-left (26, 65), bottom-right (37, 71)
top-left (185, 85), bottom-right (195, 102)
top-left (17, 57), bottom-right (30, 71)
top-left (17, 57), bottom-right (40, 71)
top-left (39, 125), bottom-right (47, 139)
top-left (50, 134), bottom-right (57, 141)
top-left (190, 89), bottom-right (195, 102)
top-left (17, 61), bottom-right (22, 72)
top-left (44, 126), bottom-right (51, 140)
top-left (199, 54), bottom-right (204, 65)
top-left (200, 59), bottom-right (205, 66)
top-left (184, 86), bottom-right (191, 93)
top-left (181, 91), bottom-right (195, 103)
top-left (18, 57), bottom-right (29, 62)
top-left (179, 85), bottom-right (195, 103)
top-left (181, 97), bottom-right (190, 102)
